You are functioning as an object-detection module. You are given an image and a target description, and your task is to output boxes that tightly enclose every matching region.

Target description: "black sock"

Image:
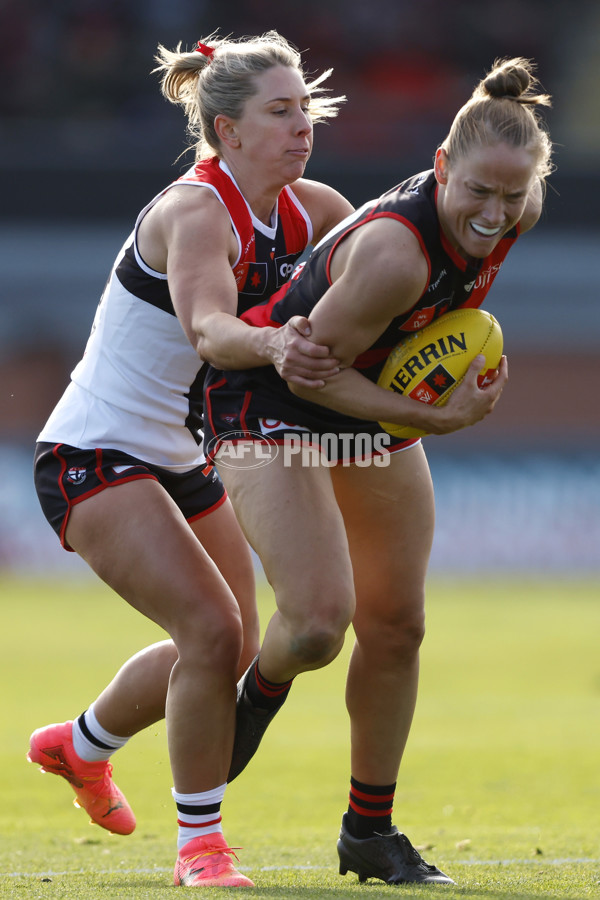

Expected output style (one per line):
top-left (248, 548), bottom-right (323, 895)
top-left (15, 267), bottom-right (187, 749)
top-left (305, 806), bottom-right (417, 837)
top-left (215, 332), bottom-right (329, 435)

top-left (346, 776), bottom-right (396, 838)
top-left (244, 659), bottom-right (293, 712)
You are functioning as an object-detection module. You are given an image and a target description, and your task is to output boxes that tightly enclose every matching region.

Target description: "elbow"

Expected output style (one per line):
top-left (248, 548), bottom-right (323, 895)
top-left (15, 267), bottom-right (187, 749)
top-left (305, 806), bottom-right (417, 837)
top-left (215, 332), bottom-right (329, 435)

top-left (181, 319), bottom-right (208, 362)
top-left (287, 381), bottom-right (308, 401)
top-left (195, 330), bottom-right (221, 368)
top-left (287, 381), bottom-right (320, 402)
top-left (195, 335), bottom-right (210, 364)
top-left (189, 313), bottom-right (221, 366)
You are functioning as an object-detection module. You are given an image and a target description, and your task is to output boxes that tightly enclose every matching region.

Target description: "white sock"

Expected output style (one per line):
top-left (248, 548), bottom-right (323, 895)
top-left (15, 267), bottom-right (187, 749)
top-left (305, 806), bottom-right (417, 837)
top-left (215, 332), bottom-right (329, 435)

top-left (173, 784), bottom-right (226, 851)
top-left (71, 703), bottom-right (130, 762)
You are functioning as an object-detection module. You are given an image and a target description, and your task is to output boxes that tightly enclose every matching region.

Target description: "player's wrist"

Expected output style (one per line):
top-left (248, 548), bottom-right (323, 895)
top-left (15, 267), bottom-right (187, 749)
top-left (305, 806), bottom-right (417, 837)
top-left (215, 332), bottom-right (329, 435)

top-left (254, 326), bottom-right (279, 365)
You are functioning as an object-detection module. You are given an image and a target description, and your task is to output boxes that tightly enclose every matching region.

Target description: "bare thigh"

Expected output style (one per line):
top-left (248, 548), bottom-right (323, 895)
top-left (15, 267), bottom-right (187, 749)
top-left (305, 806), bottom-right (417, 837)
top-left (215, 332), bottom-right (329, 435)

top-left (65, 478), bottom-right (243, 651)
top-left (332, 442), bottom-right (435, 640)
top-left (190, 498), bottom-right (260, 671)
top-left (216, 452), bottom-right (356, 652)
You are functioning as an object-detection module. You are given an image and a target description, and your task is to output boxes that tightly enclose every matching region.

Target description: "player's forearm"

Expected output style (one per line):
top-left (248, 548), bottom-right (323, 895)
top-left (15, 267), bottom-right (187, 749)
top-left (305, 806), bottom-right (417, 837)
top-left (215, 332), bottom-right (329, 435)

top-left (195, 312), bottom-right (275, 370)
top-left (289, 367), bottom-right (436, 431)
top-left (290, 362), bottom-right (504, 435)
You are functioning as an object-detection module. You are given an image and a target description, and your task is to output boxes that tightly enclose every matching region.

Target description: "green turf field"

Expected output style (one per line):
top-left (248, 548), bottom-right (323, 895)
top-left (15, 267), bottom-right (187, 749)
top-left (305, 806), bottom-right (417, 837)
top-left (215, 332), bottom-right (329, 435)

top-left (1, 573), bottom-right (599, 898)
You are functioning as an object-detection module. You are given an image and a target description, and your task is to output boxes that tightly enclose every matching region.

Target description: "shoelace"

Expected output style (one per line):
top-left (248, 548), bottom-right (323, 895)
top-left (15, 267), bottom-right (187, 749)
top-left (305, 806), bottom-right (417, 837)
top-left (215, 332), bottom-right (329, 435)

top-left (80, 762), bottom-right (114, 785)
top-left (397, 833), bottom-right (426, 866)
top-left (184, 845), bottom-right (242, 865)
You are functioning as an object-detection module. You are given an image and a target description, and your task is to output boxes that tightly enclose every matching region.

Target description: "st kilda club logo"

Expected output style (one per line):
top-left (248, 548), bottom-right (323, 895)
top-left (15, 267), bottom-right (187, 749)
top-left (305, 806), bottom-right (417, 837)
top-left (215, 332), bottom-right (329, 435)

top-left (66, 466), bottom-right (87, 485)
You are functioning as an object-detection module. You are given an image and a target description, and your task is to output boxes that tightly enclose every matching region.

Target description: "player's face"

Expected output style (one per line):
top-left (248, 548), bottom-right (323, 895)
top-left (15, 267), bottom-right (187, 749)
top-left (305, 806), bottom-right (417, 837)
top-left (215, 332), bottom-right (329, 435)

top-left (435, 143), bottom-right (536, 259)
top-left (226, 65), bottom-right (313, 184)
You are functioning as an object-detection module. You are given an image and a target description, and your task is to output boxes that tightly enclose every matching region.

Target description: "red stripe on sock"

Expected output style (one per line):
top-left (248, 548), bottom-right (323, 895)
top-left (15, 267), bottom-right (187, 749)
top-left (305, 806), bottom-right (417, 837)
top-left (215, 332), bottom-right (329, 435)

top-left (348, 798), bottom-right (393, 816)
top-left (177, 815), bottom-right (222, 829)
top-left (350, 786), bottom-right (395, 803)
top-left (255, 668), bottom-right (293, 698)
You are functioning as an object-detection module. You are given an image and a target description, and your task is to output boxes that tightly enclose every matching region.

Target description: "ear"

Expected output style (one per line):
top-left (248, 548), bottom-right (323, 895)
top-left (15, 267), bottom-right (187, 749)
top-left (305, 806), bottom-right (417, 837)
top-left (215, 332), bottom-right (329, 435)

top-left (214, 114), bottom-right (240, 149)
top-left (434, 147), bottom-right (449, 185)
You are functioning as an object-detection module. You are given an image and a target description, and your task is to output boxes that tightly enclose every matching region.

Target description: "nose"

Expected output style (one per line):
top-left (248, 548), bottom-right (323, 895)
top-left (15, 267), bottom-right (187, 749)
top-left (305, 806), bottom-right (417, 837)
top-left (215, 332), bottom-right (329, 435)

top-left (294, 107), bottom-right (312, 136)
top-left (480, 194), bottom-right (505, 225)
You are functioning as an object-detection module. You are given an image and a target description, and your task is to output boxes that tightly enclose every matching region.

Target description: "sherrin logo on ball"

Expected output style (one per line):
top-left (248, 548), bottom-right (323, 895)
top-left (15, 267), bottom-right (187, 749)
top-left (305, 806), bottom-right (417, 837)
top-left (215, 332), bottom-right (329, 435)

top-left (377, 308), bottom-right (503, 439)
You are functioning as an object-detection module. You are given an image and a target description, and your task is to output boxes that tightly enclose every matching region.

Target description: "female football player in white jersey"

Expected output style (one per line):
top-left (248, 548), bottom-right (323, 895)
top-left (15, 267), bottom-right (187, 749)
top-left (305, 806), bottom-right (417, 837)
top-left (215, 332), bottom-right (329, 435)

top-left (28, 31), bottom-right (352, 888)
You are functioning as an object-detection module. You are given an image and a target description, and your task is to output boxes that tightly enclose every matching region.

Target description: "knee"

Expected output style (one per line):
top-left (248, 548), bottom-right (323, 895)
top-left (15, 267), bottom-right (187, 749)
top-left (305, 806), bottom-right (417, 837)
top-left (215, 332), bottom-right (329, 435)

top-left (392, 613), bottom-right (426, 657)
top-left (132, 639), bottom-right (179, 675)
top-left (288, 601), bottom-right (353, 668)
top-left (172, 602), bottom-right (244, 673)
top-left (357, 605), bottom-right (426, 663)
top-left (290, 627), bottom-right (343, 667)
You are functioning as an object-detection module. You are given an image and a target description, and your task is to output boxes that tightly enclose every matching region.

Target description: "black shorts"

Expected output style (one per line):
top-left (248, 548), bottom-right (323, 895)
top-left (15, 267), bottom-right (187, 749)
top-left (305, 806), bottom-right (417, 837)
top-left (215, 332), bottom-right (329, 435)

top-left (203, 374), bottom-right (418, 465)
top-left (34, 442), bottom-right (226, 551)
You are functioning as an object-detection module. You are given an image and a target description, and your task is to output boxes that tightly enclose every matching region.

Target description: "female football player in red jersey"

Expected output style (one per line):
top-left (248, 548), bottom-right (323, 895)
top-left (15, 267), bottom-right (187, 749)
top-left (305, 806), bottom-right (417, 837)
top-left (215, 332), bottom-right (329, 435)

top-left (203, 57), bottom-right (553, 886)
top-left (29, 31), bottom-right (352, 888)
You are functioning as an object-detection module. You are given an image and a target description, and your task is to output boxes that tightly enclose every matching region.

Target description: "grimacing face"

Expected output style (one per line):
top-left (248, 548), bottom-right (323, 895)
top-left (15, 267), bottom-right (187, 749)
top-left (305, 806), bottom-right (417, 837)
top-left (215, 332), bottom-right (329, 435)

top-left (434, 142), bottom-right (537, 259)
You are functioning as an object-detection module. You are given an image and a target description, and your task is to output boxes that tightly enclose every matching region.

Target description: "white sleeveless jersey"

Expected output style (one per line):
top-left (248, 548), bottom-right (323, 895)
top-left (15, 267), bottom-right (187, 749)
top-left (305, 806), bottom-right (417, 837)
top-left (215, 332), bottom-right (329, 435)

top-left (38, 159), bottom-right (312, 471)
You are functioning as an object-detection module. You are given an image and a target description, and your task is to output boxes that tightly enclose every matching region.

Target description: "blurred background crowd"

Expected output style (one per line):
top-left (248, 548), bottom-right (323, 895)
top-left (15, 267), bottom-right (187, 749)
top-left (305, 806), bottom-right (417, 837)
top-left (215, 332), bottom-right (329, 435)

top-left (1, 0), bottom-right (599, 573)
top-left (2, 0), bottom-right (599, 210)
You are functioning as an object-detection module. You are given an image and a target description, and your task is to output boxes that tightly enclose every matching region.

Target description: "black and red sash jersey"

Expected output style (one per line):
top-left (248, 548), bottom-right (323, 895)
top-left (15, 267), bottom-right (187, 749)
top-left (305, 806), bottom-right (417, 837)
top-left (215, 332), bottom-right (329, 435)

top-left (242, 168), bottom-right (518, 379)
top-left (203, 169), bottom-right (519, 436)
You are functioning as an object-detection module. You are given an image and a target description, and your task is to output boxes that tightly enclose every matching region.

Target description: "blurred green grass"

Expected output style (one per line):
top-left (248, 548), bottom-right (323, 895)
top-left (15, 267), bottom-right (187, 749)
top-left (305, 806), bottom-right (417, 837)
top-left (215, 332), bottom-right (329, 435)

top-left (1, 573), bottom-right (599, 898)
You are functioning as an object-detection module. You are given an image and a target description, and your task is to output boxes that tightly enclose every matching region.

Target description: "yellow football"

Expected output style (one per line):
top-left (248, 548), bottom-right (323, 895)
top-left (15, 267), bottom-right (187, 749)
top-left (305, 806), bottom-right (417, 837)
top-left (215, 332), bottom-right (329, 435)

top-left (377, 308), bottom-right (503, 439)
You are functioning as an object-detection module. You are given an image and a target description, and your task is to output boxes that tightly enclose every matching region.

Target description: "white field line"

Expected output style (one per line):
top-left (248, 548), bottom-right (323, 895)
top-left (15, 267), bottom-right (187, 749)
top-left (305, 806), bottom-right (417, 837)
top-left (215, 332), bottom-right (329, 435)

top-left (3, 859), bottom-right (600, 877)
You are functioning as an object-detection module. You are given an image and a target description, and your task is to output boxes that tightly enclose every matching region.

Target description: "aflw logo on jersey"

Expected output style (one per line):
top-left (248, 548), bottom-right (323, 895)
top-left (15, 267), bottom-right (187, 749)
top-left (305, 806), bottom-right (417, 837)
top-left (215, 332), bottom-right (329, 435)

top-left (388, 331), bottom-right (466, 394)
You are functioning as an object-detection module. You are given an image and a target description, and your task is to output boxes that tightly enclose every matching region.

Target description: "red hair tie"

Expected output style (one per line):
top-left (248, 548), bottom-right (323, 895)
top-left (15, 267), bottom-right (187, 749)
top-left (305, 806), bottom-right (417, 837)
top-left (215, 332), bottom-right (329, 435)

top-left (195, 41), bottom-right (215, 60)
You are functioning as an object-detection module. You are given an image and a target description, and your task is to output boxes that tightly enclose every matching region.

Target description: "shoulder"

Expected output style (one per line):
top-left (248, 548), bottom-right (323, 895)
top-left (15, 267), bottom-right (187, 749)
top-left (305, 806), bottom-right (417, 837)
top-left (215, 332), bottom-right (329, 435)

top-left (156, 182), bottom-right (228, 216)
top-left (138, 183), bottom-right (236, 271)
top-left (147, 183), bottom-right (232, 236)
top-left (339, 215), bottom-right (428, 280)
top-left (328, 214), bottom-right (429, 316)
top-left (288, 178), bottom-right (354, 244)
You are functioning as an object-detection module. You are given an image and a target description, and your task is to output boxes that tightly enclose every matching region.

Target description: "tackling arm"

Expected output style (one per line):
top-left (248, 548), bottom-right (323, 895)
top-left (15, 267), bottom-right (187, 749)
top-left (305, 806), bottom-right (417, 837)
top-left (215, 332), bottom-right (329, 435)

top-left (144, 186), bottom-right (339, 385)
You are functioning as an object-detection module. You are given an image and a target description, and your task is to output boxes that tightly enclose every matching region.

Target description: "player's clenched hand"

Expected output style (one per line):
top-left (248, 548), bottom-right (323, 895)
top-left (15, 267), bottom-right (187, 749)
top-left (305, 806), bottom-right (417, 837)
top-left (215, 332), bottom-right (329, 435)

top-left (429, 354), bottom-right (509, 434)
top-left (266, 315), bottom-right (340, 387)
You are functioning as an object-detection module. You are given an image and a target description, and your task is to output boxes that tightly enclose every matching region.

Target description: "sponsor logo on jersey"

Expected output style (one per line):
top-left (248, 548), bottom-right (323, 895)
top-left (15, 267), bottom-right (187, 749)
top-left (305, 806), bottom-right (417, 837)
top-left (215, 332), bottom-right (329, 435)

top-left (471, 262), bottom-right (503, 291)
top-left (275, 253), bottom-right (300, 286)
top-left (427, 268), bottom-right (447, 292)
top-left (258, 418), bottom-right (308, 435)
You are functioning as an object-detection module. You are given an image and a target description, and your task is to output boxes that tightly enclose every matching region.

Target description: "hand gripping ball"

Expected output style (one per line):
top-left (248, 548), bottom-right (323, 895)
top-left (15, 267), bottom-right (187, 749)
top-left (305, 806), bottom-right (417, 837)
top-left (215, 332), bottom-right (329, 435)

top-left (377, 308), bottom-right (503, 439)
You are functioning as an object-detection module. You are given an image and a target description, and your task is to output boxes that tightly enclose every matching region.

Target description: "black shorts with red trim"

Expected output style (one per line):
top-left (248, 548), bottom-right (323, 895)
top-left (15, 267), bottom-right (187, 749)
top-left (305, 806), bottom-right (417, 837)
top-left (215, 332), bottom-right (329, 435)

top-left (203, 370), bottom-right (417, 464)
top-left (34, 442), bottom-right (226, 550)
